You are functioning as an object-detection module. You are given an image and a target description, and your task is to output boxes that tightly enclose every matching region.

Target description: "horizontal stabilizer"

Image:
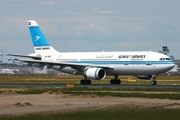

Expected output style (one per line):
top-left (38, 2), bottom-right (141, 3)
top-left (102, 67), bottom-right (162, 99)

top-left (7, 54), bottom-right (41, 60)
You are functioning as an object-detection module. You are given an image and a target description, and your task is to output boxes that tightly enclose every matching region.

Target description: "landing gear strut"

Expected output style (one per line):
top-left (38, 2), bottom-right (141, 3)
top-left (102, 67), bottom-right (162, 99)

top-left (110, 75), bottom-right (121, 85)
top-left (151, 75), bottom-right (157, 85)
top-left (80, 77), bottom-right (91, 85)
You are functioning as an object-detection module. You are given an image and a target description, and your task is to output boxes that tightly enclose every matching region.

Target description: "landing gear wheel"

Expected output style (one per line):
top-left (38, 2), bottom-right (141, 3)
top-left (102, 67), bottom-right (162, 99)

top-left (151, 75), bottom-right (157, 85)
top-left (110, 79), bottom-right (113, 84)
top-left (151, 81), bottom-right (157, 85)
top-left (87, 80), bottom-right (91, 84)
top-left (117, 79), bottom-right (121, 84)
top-left (110, 79), bottom-right (121, 85)
top-left (80, 79), bottom-right (91, 85)
top-left (80, 79), bottom-right (84, 84)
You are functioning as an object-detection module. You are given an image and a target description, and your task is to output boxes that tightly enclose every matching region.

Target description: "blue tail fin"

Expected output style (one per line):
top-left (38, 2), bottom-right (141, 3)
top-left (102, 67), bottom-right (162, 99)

top-left (27, 20), bottom-right (58, 53)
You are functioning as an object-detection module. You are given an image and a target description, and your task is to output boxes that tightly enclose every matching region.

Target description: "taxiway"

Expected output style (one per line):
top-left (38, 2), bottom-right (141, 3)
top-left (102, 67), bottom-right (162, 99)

top-left (0, 83), bottom-right (179, 89)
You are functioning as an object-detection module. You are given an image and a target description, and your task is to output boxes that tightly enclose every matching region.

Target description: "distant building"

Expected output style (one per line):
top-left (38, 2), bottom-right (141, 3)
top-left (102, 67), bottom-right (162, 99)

top-left (0, 63), bottom-right (59, 75)
top-left (159, 46), bottom-right (175, 60)
top-left (170, 55), bottom-right (175, 61)
top-left (159, 46), bottom-right (169, 55)
top-left (158, 46), bottom-right (179, 68)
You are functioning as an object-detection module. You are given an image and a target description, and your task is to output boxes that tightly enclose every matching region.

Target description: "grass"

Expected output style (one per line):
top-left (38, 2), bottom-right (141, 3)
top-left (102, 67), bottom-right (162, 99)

top-left (0, 108), bottom-right (180, 120)
top-left (0, 87), bottom-right (179, 100)
top-left (0, 74), bottom-right (180, 85)
top-left (0, 75), bottom-right (180, 119)
top-left (61, 87), bottom-right (180, 100)
top-left (16, 88), bottom-right (60, 94)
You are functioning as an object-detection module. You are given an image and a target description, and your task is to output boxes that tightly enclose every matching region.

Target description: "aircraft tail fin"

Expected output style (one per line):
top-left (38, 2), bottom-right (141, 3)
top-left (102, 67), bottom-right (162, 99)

top-left (27, 20), bottom-right (58, 53)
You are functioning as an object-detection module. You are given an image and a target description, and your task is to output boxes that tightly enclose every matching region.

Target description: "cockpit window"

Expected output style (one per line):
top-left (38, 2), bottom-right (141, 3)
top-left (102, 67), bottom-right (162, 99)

top-left (160, 58), bottom-right (170, 60)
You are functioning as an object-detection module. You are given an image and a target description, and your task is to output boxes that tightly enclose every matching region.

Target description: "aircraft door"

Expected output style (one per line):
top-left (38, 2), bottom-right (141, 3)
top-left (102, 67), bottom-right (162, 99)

top-left (143, 54), bottom-right (153, 74)
top-left (146, 54), bottom-right (152, 65)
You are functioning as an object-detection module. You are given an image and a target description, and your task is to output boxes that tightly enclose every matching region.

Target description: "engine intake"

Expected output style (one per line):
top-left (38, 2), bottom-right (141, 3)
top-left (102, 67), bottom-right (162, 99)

top-left (85, 68), bottom-right (106, 80)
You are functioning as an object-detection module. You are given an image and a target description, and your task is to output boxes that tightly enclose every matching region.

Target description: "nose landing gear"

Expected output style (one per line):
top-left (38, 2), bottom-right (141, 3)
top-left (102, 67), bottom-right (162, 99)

top-left (151, 75), bottom-right (157, 85)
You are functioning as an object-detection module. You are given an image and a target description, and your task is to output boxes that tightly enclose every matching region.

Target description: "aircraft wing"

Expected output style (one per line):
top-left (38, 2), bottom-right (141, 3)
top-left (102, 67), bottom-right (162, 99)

top-left (7, 54), bottom-right (41, 60)
top-left (13, 58), bottom-right (113, 69)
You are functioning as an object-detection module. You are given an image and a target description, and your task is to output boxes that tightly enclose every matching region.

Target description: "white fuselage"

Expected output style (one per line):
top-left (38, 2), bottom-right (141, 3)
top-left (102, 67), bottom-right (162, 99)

top-left (35, 50), bottom-right (174, 76)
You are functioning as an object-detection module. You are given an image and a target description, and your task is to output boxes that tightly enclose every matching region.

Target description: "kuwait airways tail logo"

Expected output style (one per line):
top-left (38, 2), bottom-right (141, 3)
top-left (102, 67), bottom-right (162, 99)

top-left (34, 36), bottom-right (41, 41)
top-left (28, 22), bottom-right (31, 26)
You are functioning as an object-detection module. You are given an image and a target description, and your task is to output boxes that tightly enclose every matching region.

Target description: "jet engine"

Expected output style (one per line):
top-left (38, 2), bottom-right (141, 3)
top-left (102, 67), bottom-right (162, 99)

top-left (85, 68), bottom-right (106, 80)
top-left (135, 75), bottom-right (153, 80)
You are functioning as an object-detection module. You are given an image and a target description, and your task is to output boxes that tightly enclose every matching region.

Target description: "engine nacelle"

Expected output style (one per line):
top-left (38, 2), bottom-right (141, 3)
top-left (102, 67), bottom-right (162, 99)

top-left (85, 68), bottom-right (106, 80)
top-left (135, 75), bottom-right (153, 80)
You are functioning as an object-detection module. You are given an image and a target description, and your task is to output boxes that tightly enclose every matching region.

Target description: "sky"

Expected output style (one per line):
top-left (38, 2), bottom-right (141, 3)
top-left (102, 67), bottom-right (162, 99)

top-left (0, 0), bottom-right (180, 62)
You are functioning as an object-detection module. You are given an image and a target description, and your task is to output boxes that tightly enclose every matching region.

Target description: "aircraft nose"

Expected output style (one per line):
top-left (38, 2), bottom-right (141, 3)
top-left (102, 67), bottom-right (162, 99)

top-left (168, 64), bottom-right (175, 70)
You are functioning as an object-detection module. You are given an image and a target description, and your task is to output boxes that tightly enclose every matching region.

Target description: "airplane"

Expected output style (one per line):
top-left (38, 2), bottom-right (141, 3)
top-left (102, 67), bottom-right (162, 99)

top-left (8, 20), bottom-right (175, 85)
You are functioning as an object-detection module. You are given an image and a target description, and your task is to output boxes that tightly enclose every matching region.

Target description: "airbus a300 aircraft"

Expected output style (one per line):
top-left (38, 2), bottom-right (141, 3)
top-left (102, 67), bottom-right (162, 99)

top-left (8, 20), bottom-right (175, 85)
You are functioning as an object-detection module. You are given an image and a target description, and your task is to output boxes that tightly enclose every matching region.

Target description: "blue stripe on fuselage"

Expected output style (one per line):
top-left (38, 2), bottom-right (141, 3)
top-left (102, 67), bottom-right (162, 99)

top-left (60, 61), bottom-right (174, 65)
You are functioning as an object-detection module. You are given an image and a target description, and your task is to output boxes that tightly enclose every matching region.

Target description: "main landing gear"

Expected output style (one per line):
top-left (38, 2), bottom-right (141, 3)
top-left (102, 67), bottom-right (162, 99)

top-left (110, 75), bottom-right (121, 85)
top-left (80, 77), bottom-right (91, 85)
top-left (151, 75), bottom-right (157, 85)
